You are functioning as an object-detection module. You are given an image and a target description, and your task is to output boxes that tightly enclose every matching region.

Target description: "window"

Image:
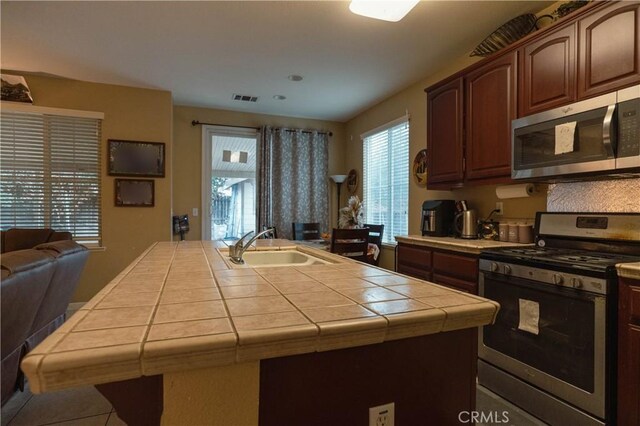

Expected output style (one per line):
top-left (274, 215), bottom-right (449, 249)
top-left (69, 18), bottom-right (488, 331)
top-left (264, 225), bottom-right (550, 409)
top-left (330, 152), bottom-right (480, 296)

top-left (0, 107), bottom-right (103, 246)
top-left (363, 117), bottom-right (409, 244)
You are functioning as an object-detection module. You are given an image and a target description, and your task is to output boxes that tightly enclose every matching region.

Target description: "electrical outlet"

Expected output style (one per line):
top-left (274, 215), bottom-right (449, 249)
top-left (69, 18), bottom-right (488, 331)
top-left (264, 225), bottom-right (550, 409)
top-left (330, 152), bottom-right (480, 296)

top-left (369, 402), bottom-right (395, 426)
top-left (495, 202), bottom-right (504, 216)
top-left (192, 208), bottom-right (199, 217)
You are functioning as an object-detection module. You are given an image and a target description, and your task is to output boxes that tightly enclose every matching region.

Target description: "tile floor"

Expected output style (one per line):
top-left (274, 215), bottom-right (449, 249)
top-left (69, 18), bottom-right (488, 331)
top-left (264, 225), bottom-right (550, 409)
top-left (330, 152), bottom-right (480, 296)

top-left (1, 382), bottom-right (546, 426)
top-left (1, 382), bottom-right (124, 426)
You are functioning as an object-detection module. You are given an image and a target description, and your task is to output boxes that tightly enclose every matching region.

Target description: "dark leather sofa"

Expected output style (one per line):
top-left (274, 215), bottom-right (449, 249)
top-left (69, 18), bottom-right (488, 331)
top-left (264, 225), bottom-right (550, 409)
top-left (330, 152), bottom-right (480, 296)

top-left (1, 229), bottom-right (89, 405)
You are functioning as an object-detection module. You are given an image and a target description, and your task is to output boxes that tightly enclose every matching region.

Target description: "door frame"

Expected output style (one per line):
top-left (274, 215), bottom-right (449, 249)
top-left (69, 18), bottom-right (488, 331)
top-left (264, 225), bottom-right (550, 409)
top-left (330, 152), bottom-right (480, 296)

top-left (201, 125), bottom-right (259, 240)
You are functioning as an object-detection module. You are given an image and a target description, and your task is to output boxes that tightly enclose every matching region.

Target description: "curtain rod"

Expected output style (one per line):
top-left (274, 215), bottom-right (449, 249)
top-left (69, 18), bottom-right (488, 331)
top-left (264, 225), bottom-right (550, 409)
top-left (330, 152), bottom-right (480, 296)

top-left (191, 120), bottom-right (332, 137)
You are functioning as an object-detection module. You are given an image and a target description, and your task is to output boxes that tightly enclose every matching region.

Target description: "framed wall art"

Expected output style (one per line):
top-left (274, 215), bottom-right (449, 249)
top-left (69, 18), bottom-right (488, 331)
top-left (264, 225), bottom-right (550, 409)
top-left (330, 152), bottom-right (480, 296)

top-left (413, 149), bottom-right (428, 187)
top-left (115, 179), bottom-right (154, 207)
top-left (108, 139), bottom-right (165, 177)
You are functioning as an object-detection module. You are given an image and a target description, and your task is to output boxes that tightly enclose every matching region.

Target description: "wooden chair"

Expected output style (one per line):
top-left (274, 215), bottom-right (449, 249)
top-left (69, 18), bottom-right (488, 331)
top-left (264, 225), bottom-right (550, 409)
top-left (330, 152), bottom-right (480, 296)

top-left (261, 226), bottom-right (278, 239)
top-left (330, 228), bottom-right (370, 262)
top-left (363, 224), bottom-right (384, 265)
top-left (291, 222), bottom-right (321, 241)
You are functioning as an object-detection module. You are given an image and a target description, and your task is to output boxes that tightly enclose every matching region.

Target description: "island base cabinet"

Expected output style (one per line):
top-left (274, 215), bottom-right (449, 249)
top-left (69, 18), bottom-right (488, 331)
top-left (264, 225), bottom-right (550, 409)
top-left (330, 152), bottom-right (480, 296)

top-left (96, 331), bottom-right (477, 425)
top-left (260, 329), bottom-right (477, 426)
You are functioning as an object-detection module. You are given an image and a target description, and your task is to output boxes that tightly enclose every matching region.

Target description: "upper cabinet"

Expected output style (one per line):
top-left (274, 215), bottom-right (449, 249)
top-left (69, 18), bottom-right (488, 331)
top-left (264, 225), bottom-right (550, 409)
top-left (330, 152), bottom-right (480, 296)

top-left (424, 1), bottom-right (640, 189)
top-left (466, 52), bottom-right (517, 181)
top-left (519, 24), bottom-right (577, 116)
top-left (578, 1), bottom-right (640, 99)
top-left (427, 78), bottom-right (464, 185)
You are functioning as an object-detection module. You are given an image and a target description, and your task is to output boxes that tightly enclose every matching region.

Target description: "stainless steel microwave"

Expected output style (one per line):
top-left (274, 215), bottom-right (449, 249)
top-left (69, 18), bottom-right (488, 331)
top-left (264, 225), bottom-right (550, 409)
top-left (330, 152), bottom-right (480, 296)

top-left (512, 85), bottom-right (640, 180)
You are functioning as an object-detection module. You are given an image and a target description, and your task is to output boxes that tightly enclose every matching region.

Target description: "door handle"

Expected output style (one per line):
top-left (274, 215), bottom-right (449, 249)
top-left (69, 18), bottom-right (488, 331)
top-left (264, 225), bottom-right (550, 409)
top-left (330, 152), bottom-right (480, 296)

top-left (602, 104), bottom-right (616, 157)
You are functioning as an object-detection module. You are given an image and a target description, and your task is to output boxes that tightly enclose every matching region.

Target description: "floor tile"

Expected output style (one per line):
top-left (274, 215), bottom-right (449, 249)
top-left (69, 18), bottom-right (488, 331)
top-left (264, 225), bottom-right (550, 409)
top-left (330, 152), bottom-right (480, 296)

top-left (106, 411), bottom-right (126, 426)
top-left (45, 413), bottom-right (110, 426)
top-left (7, 386), bottom-right (111, 426)
top-left (1, 386), bottom-right (32, 426)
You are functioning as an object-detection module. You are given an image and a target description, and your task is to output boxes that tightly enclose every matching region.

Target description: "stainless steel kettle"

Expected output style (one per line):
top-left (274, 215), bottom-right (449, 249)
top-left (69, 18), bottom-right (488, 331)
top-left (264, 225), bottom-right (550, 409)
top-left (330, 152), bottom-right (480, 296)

top-left (454, 209), bottom-right (478, 239)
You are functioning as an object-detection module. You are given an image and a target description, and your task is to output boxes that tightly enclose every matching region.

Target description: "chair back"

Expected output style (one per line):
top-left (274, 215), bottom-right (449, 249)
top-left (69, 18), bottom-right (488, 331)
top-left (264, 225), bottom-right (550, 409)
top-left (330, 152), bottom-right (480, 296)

top-left (362, 224), bottom-right (384, 265)
top-left (330, 228), bottom-right (370, 262)
top-left (291, 222), bottom-right (321, 241)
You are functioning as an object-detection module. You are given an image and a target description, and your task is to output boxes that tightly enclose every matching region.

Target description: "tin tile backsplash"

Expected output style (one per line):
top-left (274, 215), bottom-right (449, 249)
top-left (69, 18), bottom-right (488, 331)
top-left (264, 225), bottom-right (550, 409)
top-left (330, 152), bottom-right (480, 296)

top-left (547, 179), bottom-right (640, 212)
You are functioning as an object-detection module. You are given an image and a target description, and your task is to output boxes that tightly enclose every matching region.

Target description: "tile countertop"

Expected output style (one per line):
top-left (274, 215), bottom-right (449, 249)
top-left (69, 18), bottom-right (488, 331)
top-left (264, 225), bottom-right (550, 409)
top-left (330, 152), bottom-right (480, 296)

top-left (395, 235), bottom-right (534, 254)
top-left (21, 239), bottom-right (500, 393)
top-left (617, 262), bottom-right (640, 280)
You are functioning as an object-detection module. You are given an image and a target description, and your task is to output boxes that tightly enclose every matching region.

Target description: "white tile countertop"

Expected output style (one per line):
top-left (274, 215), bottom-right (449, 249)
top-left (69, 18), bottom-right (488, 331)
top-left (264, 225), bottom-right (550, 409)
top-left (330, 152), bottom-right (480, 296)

top-left (21, 239), bottom-right (500, 393)
top-left (395, 235), bottom-right (534, 254)
top-left (617, 262), bottom-right (640, 280)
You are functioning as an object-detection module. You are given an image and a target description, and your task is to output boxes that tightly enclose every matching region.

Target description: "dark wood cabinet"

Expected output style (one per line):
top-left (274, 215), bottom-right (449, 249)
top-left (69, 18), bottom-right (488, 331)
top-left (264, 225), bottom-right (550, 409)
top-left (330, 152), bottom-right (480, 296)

top-left (426, 78), bottom-right (464, 186)
top-left (519, 24), bottom-right (577, 116)
top-left (578, 1), bottom-right (640, 99)
top-left (465, 52), bottom-right (517, 181)
top-left (619, 276), bottom-right (640, 426)
top-left (397, 242), bottom-right (478, 294)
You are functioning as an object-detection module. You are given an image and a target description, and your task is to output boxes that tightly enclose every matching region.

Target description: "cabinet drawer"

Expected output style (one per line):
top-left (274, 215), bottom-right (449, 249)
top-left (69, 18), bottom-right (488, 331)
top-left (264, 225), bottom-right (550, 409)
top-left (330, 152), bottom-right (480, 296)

top-left (432, 251), bottom-right (478, 282)
top-left (432, 273), bottom-right (477, 294)
top-left (397, 244), bottom-right (432, 270)
top-left (397, 265), bottom-right (432, 282)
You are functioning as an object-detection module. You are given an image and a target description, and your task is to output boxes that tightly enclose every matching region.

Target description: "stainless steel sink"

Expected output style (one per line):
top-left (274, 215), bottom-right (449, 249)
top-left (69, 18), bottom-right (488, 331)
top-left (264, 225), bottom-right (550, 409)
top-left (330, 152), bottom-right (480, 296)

top-left (240, 250), bottom-right (329, 267)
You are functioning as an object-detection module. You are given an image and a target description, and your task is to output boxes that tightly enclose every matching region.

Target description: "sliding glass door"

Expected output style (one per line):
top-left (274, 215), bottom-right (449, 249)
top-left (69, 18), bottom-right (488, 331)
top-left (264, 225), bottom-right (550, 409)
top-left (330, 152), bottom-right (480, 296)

top-left (201, 126), bottom-right (258, 240)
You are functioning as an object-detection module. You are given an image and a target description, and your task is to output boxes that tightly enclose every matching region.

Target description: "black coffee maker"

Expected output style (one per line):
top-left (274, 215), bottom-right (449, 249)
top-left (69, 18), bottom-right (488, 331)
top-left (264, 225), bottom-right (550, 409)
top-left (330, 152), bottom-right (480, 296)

top-left (421, 200), bottom-right (456, 237)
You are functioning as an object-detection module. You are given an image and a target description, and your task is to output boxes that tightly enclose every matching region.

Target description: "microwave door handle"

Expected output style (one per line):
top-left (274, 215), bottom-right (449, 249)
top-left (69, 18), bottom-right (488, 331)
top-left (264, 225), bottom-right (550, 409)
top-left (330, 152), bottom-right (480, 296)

top-left (602, 104), bottom-right (616, 157)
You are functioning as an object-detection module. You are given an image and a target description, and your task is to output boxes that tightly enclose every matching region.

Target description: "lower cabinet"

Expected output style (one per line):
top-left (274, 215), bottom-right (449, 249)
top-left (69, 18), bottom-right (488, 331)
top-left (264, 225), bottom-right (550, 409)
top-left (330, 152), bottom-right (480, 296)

top-left (619, 277), bottom-right (640, 426)
top-left (397, 243), bottom-right (479, 294)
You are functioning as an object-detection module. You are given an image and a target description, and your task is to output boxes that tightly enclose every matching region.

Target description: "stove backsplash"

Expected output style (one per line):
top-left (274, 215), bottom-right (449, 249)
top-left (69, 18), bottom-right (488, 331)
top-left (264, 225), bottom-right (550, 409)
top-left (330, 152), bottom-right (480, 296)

top-left (547, 178), bottom-right (640, 213)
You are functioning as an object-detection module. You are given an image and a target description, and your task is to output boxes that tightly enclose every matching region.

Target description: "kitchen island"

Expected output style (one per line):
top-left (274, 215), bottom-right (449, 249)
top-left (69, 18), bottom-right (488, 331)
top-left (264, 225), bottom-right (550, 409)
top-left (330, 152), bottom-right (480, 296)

top-left (21, 240), bottom-right (499, 425)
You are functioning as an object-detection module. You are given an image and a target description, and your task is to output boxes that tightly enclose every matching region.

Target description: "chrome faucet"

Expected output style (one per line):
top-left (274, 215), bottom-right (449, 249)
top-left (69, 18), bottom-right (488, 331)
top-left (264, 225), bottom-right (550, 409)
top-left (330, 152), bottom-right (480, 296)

top-left (228, 228), bottom-right (275, 264)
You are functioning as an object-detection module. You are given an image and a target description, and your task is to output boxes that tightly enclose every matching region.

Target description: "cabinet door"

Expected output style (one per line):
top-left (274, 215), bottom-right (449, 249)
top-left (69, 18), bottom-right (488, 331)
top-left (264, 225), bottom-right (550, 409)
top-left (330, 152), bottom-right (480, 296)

top-left (465, 52), bottom-right (517, 181)
top-left (519, 24), bottom-right (577, 116)
top-left (427, 78), bottom-right (464, 185)
top-left (618, 279), bottom-right (640, 425)
top-left (579, 1), bottom-right (640, 99)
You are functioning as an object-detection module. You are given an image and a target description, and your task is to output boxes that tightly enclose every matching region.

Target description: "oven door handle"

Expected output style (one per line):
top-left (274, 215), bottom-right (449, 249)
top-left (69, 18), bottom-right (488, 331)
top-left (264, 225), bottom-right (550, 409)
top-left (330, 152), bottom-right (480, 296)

top-left (602, 104), bottom-right (616, 157)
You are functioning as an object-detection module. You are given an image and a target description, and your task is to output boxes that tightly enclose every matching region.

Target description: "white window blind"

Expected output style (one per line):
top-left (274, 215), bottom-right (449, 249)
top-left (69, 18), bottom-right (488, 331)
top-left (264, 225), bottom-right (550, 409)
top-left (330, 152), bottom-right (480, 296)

top-left (1, 110), bottom-right (102, 246)
top-left (363, 118), bottom-right (409, 243)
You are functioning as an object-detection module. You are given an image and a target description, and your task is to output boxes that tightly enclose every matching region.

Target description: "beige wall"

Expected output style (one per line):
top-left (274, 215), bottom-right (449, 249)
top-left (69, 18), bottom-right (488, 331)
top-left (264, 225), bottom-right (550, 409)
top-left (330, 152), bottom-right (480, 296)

top-left (172, 105), bottom-right (347, 239)
top-left (13, 74), bottom-right (173, 302)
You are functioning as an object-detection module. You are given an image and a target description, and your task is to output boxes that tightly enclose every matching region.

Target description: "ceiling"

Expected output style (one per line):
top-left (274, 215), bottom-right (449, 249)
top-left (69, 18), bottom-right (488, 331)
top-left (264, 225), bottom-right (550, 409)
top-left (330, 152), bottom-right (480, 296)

top-left (211, 135), bottom-right (257, 176)
top-left (1, 1), bottom-right (551, 122)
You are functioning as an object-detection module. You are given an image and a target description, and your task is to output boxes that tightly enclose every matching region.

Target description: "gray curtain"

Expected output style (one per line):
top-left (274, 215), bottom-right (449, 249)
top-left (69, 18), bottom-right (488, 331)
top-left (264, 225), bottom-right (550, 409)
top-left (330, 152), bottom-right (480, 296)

top-left (257, 127), bottom-right (329, 239)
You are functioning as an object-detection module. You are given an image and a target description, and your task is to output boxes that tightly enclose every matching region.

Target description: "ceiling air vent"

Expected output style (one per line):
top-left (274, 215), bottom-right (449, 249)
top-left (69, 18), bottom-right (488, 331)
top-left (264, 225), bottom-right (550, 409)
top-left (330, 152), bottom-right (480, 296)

top-left (232, 93), bottom-right (258, 103)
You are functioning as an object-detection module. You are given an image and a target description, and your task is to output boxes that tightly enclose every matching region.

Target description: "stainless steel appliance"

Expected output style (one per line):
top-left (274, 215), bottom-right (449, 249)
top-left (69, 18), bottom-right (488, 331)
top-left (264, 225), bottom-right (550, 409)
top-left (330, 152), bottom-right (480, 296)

top-left (454, 209), bottom-right (478, 239)
top-left (478, 212), bottom-right (640, 426)
top-left (421, 200), bottom-right (455, 237)
top-left (512, 85), bottom-right (640, 180)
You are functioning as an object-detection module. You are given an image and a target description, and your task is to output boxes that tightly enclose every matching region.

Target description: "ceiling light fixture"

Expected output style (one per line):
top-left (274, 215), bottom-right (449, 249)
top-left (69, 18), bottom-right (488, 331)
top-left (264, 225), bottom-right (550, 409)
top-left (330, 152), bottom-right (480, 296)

top-left (288, 74), bottom-right (303, 82)
top-left (349, 0), bottom-right (419, 22)
top-left (273, 95), bottom-right (286, 100)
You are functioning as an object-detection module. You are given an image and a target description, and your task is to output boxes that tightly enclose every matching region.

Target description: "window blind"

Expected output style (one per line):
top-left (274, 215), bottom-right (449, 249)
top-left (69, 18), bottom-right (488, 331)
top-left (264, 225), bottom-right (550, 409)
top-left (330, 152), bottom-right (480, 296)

top-left (1, 110), bottom-right (102, 246)
top-left (363, 119), bottom-right (409, 243)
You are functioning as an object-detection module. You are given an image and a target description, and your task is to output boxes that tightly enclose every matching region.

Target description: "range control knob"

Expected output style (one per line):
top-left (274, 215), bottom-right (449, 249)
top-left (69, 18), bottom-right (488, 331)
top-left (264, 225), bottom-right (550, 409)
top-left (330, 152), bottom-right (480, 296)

top-left (503, 265), bottom-right (512, 275)
top-left (571, 277), bottom-right (583, 289)
top-left (490, 262), bottom-right (499, 272)
top-left (552, 274), bottom-right (564, 285)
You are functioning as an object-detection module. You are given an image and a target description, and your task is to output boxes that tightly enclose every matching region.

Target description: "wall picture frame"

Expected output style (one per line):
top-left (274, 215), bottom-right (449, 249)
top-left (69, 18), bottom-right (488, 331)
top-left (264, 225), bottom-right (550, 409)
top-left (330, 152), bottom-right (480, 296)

top-left (115, 179), bottom-right (155, 207)
top-left (108, 139), bottom-right (165, 177)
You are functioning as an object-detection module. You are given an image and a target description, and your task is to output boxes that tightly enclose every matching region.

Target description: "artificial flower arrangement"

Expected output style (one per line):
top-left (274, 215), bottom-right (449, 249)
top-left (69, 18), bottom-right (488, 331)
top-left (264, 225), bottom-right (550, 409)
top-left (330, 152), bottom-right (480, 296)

top-left (338, 195), bottom-right (364, 229)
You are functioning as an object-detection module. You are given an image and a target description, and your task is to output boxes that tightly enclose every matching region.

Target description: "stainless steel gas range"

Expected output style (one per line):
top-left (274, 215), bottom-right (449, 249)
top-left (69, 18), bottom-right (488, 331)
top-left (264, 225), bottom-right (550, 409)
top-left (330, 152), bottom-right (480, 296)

top-left (478, 212), bottom-right (640, 426)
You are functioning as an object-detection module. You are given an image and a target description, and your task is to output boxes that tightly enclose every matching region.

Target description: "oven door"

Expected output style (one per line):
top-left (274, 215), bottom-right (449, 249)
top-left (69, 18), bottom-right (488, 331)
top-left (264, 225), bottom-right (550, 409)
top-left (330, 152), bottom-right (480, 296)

top-left (512, 91), bottom-right (617, 180)
top-left (479, 271), bottom-right (606, 418)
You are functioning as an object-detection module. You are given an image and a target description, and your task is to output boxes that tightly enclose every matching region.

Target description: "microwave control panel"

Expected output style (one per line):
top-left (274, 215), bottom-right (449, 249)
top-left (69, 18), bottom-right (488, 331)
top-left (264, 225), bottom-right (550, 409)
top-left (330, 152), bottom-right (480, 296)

top-left (618, 98), bottom-right (639, 157)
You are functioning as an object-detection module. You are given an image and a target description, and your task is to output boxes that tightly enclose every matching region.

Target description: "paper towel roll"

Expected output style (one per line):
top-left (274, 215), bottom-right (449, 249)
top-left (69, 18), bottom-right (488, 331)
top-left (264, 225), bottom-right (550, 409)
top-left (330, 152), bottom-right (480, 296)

top-left (496, 184), bottom-right (537, 199)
